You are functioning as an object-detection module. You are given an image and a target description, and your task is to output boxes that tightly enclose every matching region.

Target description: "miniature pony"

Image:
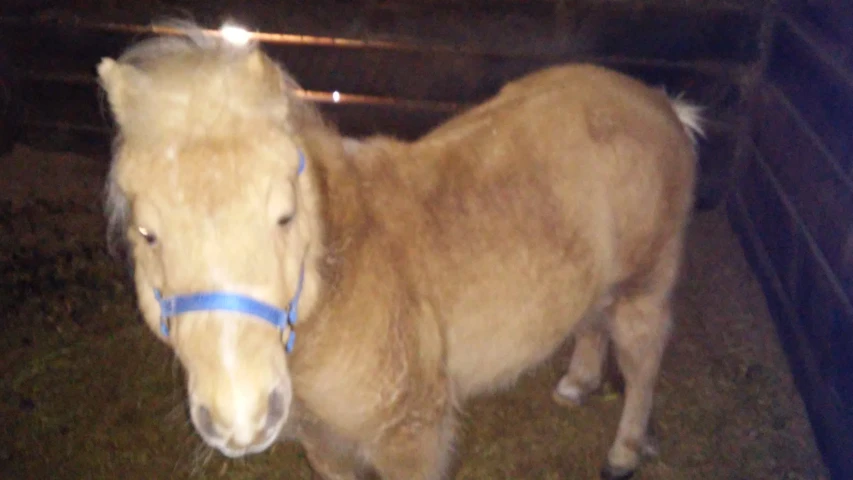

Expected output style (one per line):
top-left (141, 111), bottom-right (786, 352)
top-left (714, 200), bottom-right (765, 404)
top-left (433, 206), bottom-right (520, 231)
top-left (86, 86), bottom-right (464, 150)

top-left (99, 26), bottom-right (702, 479)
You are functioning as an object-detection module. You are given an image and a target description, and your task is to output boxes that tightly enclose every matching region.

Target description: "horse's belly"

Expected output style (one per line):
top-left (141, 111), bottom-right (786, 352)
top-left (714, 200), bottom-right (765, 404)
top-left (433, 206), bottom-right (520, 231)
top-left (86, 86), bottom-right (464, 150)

top-left (443, 281), bottom-right (597, 400)
top-left (447, 320), bottom-right (569, 399)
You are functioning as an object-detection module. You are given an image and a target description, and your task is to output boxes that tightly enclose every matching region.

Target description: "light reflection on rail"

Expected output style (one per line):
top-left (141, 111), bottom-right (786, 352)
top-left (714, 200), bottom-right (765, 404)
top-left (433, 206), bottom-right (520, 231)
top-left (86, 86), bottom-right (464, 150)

top-left (0, 14), bottom-right (745, 75)
top-left (15, 17), bottom-right (497, 58)
top-left (23, 71), bottom-right (466, 113)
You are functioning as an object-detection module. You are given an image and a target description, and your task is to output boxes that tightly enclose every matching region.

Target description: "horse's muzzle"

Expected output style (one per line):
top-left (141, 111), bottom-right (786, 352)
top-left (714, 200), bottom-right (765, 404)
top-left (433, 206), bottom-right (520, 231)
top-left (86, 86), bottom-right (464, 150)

top-left (190, 386), bottom-right (288, 457)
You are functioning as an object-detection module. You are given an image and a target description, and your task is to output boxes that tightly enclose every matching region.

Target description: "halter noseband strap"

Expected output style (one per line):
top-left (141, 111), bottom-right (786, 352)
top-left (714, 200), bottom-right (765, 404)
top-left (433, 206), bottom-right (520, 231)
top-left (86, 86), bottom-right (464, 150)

top-left (154, 265), bottom-right (304, 353)
top-left (151, 149), bottom-right (307, 354)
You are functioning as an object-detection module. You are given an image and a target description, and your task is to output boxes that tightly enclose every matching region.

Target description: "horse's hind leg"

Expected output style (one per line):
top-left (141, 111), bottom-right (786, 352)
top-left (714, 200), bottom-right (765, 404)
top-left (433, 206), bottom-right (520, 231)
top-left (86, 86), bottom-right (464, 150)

top-left (602, 290), bottom-right (673, 480)
top-left (553, 323), bottom-right (609, 407)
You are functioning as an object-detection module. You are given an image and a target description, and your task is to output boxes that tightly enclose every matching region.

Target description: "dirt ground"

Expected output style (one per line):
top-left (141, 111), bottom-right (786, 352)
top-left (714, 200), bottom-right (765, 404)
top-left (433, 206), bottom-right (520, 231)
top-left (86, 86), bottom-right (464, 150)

top-left (0, 141), bottom-right (830, 479)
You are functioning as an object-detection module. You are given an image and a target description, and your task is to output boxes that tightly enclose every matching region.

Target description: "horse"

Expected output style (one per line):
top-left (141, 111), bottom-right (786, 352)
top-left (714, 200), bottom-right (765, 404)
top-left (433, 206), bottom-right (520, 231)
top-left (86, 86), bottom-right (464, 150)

top-left (98, 24), bottom-right (702, 480)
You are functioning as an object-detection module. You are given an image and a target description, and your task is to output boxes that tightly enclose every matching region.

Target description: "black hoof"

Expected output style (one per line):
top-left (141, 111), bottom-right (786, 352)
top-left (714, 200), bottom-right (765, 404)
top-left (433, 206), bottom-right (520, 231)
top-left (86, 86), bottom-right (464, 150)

top-left (600, 464), bottom-right (635, 480)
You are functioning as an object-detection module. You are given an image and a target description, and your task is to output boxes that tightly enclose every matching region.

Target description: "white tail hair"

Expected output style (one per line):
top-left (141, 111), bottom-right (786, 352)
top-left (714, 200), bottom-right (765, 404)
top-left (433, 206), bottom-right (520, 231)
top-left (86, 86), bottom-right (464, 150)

top-left (669, 94), bottom-right (706, 147)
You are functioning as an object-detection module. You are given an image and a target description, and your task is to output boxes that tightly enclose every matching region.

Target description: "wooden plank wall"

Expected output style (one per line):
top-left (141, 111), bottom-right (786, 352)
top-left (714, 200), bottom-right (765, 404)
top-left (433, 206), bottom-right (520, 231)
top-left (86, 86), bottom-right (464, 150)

top-left (728, 1), bottom-right (853, 477)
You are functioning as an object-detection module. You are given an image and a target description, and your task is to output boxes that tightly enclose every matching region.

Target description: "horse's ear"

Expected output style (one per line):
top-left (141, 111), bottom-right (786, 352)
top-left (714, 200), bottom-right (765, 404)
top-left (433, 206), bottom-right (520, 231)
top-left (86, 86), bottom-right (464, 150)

top-left (245, 50), bottom-right (267, 78)
top-left (244, 49), bottom-right (287, 95)
top-left (97, 58), bottom-right (143, 127)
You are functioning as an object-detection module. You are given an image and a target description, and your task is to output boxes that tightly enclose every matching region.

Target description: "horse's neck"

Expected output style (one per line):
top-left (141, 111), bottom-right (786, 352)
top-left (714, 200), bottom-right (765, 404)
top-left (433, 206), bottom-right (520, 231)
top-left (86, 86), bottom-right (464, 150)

top-left (288, 137), bottom-right (385, 412)
top-left (299, 131), bottom-right (406, 316)
top-left (297, 129), bottom-right (377, 310)
top-left (309, 133), bottom-right (406, 228)
top-left (290, 134), bottom-right (452, 424)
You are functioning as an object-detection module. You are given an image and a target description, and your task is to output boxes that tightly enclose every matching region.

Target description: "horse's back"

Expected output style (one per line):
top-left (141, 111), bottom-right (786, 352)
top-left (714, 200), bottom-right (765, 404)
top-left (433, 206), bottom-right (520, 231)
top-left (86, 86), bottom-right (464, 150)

top-left (430, 62), bottom-right (695, 280)
top-left (408, 63), bottom-right (697, 397)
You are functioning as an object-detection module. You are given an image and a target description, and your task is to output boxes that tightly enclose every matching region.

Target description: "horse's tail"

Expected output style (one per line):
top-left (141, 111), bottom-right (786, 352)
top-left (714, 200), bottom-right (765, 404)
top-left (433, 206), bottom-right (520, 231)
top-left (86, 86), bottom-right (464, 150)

top-left (668, 94), bottom-right (706, 147)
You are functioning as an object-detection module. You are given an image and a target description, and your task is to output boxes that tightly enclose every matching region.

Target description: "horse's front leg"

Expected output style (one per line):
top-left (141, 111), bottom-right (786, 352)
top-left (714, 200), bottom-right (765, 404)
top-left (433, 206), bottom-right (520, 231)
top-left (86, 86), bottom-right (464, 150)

top-left (303, 443), bottom-right (362, 480)
top-left (369, 410), bottom-right (457, 480)
top-left (298, 418), bottom-right (365, 480)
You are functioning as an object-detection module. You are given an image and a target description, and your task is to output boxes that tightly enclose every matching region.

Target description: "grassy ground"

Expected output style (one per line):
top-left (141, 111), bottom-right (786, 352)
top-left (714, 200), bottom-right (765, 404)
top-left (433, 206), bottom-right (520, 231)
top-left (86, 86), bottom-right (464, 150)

top-left (0, 142), bottom-right (829, 479)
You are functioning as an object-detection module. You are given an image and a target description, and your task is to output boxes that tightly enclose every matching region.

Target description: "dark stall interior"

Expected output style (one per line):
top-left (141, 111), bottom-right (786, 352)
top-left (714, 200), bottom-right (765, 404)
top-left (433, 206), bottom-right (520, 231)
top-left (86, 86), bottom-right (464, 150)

top-left (0, 1), bottom-right (849, 479)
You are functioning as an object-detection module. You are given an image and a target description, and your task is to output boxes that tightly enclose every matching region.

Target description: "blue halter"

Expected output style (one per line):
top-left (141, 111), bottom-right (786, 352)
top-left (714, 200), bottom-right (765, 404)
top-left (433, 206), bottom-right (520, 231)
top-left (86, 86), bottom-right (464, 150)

top-left (152, 150), bottom-right (307, 354)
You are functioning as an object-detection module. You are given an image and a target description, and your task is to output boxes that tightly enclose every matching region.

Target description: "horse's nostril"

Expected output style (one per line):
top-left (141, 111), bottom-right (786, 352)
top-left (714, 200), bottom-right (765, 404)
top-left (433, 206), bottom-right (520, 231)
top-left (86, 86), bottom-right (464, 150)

top-left (194, 405), bottom-right (219, 439)
top-left (266, 388), bottom-right (286, 429)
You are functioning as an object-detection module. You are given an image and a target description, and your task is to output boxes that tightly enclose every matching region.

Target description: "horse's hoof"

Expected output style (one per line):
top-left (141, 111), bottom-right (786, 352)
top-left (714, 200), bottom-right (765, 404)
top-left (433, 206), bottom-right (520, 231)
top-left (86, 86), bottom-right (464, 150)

top-left (600, 463), bottom-right (636, 480)
top-left (601, 436), bottom-right (657, 479)
top-left (551, 386), bottom-right (584, 409)
top-left (552, 375), bottom-right (592, 408)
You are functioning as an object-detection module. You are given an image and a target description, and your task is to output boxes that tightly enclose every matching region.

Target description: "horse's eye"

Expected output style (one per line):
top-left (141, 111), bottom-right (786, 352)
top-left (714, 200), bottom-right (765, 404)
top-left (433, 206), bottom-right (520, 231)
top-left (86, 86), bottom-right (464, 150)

top-left (277, 214), bottom-right (294, 227)
top-left (137, 226), bottom-right (158, 246)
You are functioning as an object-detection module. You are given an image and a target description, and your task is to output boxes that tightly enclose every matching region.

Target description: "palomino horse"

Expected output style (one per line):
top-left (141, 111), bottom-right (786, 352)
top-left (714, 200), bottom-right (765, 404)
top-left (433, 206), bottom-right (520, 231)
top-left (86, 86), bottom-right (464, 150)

top-left (99, 25), bottom-right (702, 480)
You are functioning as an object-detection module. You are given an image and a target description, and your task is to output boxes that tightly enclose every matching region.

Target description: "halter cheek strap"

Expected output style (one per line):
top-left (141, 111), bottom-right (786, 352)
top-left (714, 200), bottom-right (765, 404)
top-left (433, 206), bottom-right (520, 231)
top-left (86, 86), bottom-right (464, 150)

top-left (151, 149), bottom-right (307, 354)
top-left (296, 148), bottom-right (306, 175)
